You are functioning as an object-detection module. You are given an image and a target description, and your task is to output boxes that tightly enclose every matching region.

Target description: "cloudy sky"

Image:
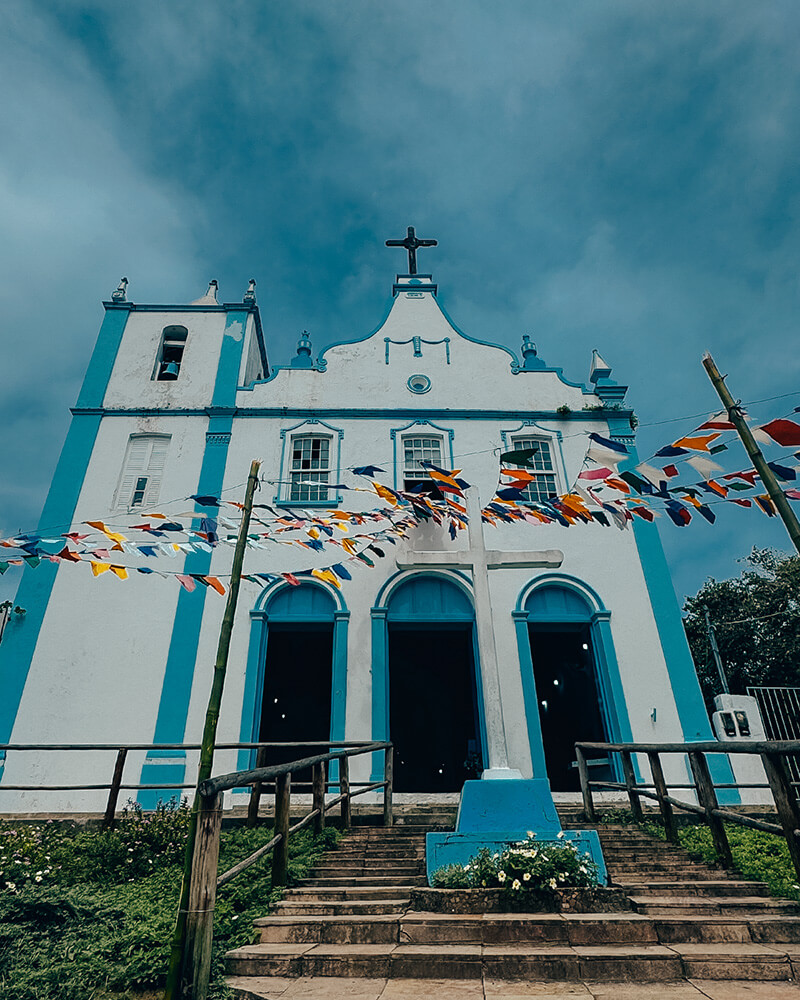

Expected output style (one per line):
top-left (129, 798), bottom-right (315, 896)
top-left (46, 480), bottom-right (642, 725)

top-left (1, 0), bottom-right (799, 603)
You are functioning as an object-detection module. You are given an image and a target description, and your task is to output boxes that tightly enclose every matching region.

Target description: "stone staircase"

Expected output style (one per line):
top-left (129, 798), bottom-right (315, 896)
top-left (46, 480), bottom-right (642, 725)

top-left (226, 817), bottom-right (800, 993)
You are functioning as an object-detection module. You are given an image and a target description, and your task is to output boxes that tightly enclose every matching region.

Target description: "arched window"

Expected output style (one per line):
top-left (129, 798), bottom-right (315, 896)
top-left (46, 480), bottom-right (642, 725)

top-left (154, 325), bottom-right (188, 381)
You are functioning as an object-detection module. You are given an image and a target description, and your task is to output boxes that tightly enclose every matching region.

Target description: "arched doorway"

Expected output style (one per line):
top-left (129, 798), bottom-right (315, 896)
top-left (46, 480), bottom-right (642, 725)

top-left (376, 574), bottom-right (484, 792)
top-left (515, 579), bottom-right (629, 792)
top-left (240, 582), bottom-right (348, 772)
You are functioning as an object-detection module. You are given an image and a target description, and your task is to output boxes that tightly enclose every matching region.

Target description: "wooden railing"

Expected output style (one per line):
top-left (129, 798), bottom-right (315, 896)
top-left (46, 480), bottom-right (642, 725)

top-left (575, 740), bottom-right (800, 883)
top-left (0, 740), bottom-right (387, 831)
top-left (183, 741), bottom-right (393, 999)
top-left (0, 739), bottom-right (394, 1000)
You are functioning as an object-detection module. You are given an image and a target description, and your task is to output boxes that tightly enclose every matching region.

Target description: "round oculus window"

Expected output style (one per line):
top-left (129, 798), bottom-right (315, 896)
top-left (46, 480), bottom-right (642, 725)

top-left (407, 374), bottom-right (431, 394)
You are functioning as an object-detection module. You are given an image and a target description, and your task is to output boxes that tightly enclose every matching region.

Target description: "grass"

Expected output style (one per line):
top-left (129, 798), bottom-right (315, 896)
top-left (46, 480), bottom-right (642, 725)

top-left (0, 800), bottom-right (339, 1000)
top-left (637, 815), bottom-right (800, 901)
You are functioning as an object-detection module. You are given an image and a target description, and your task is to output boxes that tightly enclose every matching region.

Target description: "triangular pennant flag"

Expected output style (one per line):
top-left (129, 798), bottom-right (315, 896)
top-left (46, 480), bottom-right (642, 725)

top-left (203, 576), bottom-right (225, 595)
top-left (586, 433), bottom-right (629, 467)
top-left (176, 574), bottom-right (197, 592)
top-left (499, 447), bottom-right (539, 468)
top-left (109, 565), bottom-right (128, 580)
top-left (759, 419), bottom-right (800, 447)
top-left (90, 561), bottom-right (111, 577)
top-left (672, 433), bottom-right (721, 452)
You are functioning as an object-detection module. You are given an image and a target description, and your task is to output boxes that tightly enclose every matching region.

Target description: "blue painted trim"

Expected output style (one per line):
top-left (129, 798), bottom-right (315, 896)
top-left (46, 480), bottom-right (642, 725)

top-left (236, 581), bottom-right (348, 781)
top-left (213, 309), bottom-right (250, 408)
top-left (513, 576), bottom-right (631, 783)
top-left (0, 416), bottom-right (102, 755)
top-left (369, 571), bottom-right (484, 782)
top-left (370, 608), bottom-right (389, 782)
top-left (76, 305), bottom-right (132, 409)
top-left (512, 611), bottom-right (548, 777)
top-left (139, 299), bottom-right (247, 806)
top-left (0, 306), bottom-right (130, 760)
top-left (275, 418), bottom-right (344, 506)
top-left (72, 405), bottom-right (636, 423)
top-left (390, 419), bottom-right (455, 491)
top-left (618, 446), bottom-right (738, 801)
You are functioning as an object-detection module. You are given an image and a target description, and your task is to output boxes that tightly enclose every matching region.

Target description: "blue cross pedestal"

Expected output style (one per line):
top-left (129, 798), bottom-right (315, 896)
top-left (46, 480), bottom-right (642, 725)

top-left (426, 778), bottom-right (607, 885)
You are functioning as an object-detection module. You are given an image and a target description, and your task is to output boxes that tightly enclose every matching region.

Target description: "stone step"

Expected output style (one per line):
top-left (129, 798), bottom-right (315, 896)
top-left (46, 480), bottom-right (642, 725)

top-left (630, 895), bottom-right (800, 917)
top-left (274, 901), bottom-right (409, 917)
top-left (617, 880), bottom-right (769, 897)
top-left (311, 863), bottom-right (424, 873)
top-left (298, 875), bottom-right (427, 888)
top-left (281, 886), bottom-right (413, 901)
top-left (227, 939), bottom-right (800, 981)
top-left (256, 912), bottom-right (668, 947)
top-left (312, 859), bottom-right (423, 868)
top-left (653, 915), bottom-right (800, 944)
top-left (225, 941), bottom-right (685, 980)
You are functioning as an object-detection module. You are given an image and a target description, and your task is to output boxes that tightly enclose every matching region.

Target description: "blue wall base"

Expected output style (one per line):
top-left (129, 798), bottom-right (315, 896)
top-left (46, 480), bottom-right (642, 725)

top-left (137, 751), bottom-right (187, 810)
top-left (426, 778), bottom-right (607, 885)
top-left (426, 830), bottom-right (607, 886)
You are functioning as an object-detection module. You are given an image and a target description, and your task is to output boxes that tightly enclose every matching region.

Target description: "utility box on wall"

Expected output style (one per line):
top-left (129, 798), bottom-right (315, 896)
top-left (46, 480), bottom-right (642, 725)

top-left (712, 693), bottom-right (771, 804)
top-left (712, 693), bottom-right (766, 742)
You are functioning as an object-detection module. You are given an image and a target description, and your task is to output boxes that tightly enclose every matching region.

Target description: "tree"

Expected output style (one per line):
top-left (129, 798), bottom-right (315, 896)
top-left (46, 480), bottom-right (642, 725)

top-left (683, 547), bottom-right (800, 710)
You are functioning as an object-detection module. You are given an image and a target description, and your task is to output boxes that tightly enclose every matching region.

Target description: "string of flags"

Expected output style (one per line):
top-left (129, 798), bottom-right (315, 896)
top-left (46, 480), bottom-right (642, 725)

top-left (481, 407), bottom-right (800, 530)
top-left (2, 409), bottom-right (800, 590)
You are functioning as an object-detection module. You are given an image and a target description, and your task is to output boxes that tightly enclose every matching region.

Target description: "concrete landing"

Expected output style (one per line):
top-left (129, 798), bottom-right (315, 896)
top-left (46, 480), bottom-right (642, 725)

top-left (226, 974), bottom-right (800, 998)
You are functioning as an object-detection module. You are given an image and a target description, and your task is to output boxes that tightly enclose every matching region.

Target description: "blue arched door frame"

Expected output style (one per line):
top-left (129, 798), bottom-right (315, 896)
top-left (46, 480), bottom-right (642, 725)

top-left (370, 570), bottom-right (486, 782)
top-left (513, 574), bottom-right (632, 781)
top-left (238, 581), bottom-right (349, 780)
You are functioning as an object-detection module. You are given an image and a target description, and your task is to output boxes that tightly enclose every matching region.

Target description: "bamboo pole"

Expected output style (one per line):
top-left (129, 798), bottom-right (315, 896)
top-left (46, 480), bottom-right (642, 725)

top-left (164, 459), bottom-right (261, 1000)
top-left (702, 352), bottom-right (800, 555)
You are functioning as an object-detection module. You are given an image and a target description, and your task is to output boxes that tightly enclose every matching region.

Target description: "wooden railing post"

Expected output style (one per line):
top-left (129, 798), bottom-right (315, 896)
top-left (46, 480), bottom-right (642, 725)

top-left (246, 746), bottom-right (268, 828)
top-left (340, 755), bottom-right (352, 831)
top-left (575, 745), bottom-right (596, 823)
top-left (102, 747), bottom-right (128, 831)
top-left (182, 791), bottom-right (223, 1000)
top-left (620, 750), bottom-right (643, 823)
top-left (761, 751), bottom-right (800, 884)
top-left (647, 750), bottom-right (677, 843)
top-left (689, 751), bottom-right (733, 868)
top-left (312, 761), bottom-right (326, 835)
top-left (384, 745), bottom-right (394, 827)
top-left (272, 773), bottom-right (291, 887)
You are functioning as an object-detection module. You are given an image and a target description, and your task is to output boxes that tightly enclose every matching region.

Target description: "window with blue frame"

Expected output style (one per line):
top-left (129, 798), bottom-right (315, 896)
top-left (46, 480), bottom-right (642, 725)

top-left (511, 436), bottom-right (558, 503)
top-left (289, 435), bottom-right (331, 502)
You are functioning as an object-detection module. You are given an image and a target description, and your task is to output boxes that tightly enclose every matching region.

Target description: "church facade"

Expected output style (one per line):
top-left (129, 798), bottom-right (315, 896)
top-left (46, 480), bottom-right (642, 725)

top-left (0, 248), bottom-right (722, 812)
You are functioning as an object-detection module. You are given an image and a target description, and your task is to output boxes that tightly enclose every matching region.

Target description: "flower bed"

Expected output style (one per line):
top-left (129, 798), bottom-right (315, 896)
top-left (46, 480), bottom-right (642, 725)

top-left (410, 885), bottom-right (632, 913)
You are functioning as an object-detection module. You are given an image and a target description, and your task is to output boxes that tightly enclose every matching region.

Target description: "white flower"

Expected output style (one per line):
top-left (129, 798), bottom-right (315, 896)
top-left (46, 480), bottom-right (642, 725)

top-left (512, 879), bottom-right (521, 890)
top-left (498, 871), bottom-right (507, 883)
top-left (527, 831), bottom-right (534, 839)
top-left (548, 878), bottom-right (557, 889)
top-left (523, 872), bottom-right (531, 881)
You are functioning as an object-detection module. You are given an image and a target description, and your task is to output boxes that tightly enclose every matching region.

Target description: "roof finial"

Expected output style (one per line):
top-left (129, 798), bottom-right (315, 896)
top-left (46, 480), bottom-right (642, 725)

top-left (111, 277), bottom-right (128, 303)
top-left (291, 331), bottom-right (314, 368)
top-left (243, 278), bottom-right (257, 304)
top-left (191, 279), bottom-right (219, 306)
top-left (519, 333), bottom-right (545, 371)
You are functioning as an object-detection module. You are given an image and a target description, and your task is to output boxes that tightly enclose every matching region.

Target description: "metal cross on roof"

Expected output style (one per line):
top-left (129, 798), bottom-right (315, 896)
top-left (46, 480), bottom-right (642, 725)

top-left (385, 226), bottom-right (438, 275)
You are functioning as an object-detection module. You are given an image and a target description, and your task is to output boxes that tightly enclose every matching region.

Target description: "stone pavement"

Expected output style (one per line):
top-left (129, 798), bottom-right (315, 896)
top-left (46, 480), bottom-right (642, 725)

top-left (225, 974), bottom-right (800, 998)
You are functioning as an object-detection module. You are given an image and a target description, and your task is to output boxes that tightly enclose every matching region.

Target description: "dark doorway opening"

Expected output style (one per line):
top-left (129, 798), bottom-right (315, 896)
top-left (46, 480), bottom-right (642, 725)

top-left (259, 623), bottom-right (333, 769)
top-left (529, 623), bottom-right (607, 792)
top-left (389, 624), bottom-right (482, 792)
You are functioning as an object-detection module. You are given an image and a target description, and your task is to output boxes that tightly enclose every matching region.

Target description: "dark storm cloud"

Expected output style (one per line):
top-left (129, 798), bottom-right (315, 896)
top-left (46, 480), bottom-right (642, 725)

top-left (2, 0), bottom-right (799, 599)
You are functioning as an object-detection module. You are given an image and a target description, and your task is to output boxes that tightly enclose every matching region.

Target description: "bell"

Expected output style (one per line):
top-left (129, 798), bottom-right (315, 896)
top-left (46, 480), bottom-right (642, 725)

top-left (160, 361), bottom-right (180, 380)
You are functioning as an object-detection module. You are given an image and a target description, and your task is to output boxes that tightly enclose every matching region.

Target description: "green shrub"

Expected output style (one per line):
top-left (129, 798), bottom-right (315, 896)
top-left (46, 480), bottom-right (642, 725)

top-left (0, 807), bottom-right (339, 999)
top-left (431, 834), bottom-right (599, 891)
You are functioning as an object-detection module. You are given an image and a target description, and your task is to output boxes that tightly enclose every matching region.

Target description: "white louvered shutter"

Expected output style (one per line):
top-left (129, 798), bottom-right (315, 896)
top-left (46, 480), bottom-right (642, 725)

top-left (114, 436), bottom-right (170, 510)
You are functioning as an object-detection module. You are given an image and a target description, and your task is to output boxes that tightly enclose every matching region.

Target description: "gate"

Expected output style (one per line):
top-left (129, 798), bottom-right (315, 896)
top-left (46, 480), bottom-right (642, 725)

top-left (747, 686), bottom-right (800, 789)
